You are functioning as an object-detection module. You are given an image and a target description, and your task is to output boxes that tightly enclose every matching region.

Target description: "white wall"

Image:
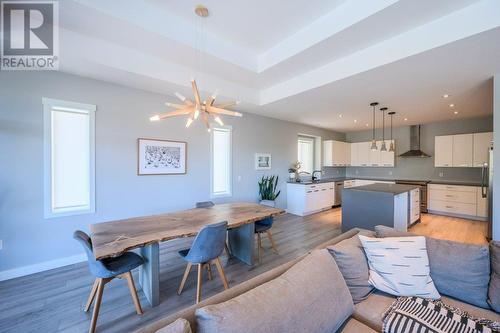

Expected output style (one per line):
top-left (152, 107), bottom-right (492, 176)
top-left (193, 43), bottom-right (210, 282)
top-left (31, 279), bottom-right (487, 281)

top-left (0, 71), bottom-right (344, 277)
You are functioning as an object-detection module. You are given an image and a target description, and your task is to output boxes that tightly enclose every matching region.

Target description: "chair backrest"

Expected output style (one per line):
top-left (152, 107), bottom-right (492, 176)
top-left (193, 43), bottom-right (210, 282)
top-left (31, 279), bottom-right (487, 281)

top-left (257, 217), bottom-right (274, 227)
top-left (196, 201), bottom-right (215, 208)
top-left (185, 221), bottom-right (228, 263)
top-left (73, 230), bottom-right (107, 277)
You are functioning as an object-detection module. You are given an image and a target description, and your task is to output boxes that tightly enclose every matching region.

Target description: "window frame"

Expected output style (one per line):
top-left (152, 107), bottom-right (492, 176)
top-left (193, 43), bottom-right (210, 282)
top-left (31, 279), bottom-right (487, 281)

top-left (210, 126), bottom-right (233, 199)
top-left (43, 97), bottom-right (96, 219)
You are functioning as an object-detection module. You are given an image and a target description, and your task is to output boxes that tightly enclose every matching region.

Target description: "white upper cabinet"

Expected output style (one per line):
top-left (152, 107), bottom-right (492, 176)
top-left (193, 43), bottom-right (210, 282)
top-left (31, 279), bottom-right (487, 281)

top-left (452, 134), bottom-right (473, 167)
top-left (369, 143), bottom-right (381, 166)
top-left (473, 132), bottom-right (493, 167)
top-left (344, 142), bottom-right (351, 166)
top-left (380, 140), bottom-right (395, 167)
top-left (350, 143), bottom-right (358, 166)
top-left (323, 140), bottom-right (333, 166)
top-left (323, 140), bottom-right (350, 166)
top-left (357, 142), bottom-right (370, 166)
top-left (435, 135), bottom-right (453, 167)
top-left (435, 132), bottom-right (491, 168)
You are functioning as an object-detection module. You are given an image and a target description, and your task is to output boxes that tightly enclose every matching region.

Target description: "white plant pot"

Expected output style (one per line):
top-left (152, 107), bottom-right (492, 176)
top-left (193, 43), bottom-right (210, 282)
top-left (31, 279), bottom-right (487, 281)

top-left (259, 200), bottom-right (276, 207)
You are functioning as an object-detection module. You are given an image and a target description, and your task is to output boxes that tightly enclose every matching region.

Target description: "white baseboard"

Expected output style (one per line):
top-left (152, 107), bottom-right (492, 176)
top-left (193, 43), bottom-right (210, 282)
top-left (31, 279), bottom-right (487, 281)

top-left (0, 253), bottom-right (87, 282)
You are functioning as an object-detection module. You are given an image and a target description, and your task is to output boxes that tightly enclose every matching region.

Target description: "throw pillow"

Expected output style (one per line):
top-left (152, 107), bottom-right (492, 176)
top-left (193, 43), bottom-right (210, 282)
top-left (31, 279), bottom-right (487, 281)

top-left (375, 225), bottom-right (491, 309)
top-left (359, 235), bottom-right (440, 299)
top-left (327, 231), bottom-right (374, 303)
top-left (383, 297), bottom-right (500, 333)
top-left (195, 249), bottom-right (354, 333)
top-left (489, 241), bottom-right (500, 313)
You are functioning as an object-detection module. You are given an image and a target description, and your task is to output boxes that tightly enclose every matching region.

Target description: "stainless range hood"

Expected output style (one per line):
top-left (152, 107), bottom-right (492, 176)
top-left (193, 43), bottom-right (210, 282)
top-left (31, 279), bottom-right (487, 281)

top-left (398, 125), bottom-right (431, 158)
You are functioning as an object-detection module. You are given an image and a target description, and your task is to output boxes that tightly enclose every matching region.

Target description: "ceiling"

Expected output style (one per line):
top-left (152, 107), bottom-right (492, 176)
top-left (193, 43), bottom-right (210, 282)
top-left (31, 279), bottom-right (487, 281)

top-left (55, 0), bottom-right (500, 132)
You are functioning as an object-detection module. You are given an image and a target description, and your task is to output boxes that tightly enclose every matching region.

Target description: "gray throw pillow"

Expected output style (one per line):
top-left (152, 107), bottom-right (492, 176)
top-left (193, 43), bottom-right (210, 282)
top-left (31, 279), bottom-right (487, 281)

top-left (489, 241), bottom-right (500, 313)
top-left (327, 231), bottom-right (375, 303)
top-left (375, 225), bottom-right (491, 309)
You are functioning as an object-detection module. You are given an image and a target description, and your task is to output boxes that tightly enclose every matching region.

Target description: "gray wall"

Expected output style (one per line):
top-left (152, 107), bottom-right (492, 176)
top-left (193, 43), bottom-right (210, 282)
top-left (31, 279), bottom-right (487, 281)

top-left (494, 74), bottom-right (500, 241)
top-left (0, 71), bottom-right (344, 273)
top-left (344, 116), bottom-right (493, 182)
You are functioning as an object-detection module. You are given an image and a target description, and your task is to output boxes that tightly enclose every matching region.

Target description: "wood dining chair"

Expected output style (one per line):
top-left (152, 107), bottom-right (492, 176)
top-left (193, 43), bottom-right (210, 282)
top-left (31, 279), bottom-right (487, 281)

top-left (255, 217), bottom-right (279, 263)
top-left (177, 221), bottom-right (230, 303)
top-left (73, 231), bottom-right (144, 333)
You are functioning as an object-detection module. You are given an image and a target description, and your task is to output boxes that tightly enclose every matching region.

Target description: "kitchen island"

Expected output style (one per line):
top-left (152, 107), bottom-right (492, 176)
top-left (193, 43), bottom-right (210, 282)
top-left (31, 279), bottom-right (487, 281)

top-left (342, 183), bottom-right (420, 232)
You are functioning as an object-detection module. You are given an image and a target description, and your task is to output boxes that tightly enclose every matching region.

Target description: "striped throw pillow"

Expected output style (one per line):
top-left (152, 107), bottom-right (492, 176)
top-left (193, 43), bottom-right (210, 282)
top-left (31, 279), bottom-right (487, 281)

top-left (383, 297), bottom-right (500, 333)
top-left (359, 235), bottom-right (440, 299)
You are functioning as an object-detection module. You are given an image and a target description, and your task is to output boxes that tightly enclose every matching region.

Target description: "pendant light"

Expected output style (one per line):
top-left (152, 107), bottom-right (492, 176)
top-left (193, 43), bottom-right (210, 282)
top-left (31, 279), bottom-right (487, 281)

top-left (388, 111), bottom-right (396, 152)
top-left (380, 107), bottom-right (388, 151)
top-left (370, 102), bottom-right (379, 151)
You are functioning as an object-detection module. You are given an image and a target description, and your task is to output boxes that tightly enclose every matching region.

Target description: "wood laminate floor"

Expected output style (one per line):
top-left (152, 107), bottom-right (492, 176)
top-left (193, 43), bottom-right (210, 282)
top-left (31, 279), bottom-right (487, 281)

top-left (0, 209), bottom-right (342, 333)
top-left (410, 213), bottom-right (489, 245)
top-left (0, 208), bottom-right (488, 333)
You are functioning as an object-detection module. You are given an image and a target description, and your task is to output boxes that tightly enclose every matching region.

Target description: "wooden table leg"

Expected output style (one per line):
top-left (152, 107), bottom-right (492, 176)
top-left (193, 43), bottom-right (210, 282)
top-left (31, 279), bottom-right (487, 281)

top-left (139, 242), bottom-right (160, 307)
top-left (228, 222), bottom-right (254, 265)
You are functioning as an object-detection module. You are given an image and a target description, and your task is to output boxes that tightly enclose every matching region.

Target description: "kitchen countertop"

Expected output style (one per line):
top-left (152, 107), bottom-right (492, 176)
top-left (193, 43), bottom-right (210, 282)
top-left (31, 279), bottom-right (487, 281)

top-left (344, 183), bottom-right (419, 195)
top-left (287, 177), bottom-right (485, 187)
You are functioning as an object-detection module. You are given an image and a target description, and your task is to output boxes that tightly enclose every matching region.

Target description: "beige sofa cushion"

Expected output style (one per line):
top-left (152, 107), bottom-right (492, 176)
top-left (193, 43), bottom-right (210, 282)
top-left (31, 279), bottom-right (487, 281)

top-left (155, 319), bottom-right (192, 333)
top-left (354, 291), bottom-right (500, 332)
top-left (195, 249), bottom-right (354, 333)
top-left (337, 318), bottom-right (378, 333)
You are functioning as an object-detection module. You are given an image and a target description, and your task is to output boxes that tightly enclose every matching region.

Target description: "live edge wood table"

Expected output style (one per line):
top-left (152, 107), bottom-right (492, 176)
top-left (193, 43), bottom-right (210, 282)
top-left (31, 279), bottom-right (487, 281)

top-left (90, 202), bottom-right (284, 307)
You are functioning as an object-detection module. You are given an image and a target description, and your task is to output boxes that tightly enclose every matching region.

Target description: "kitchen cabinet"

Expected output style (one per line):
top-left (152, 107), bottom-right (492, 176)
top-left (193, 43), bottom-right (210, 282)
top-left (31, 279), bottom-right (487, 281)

top-left (473, 132), bottom-right (493, 167)
top-left (287, 182), bottom-right (335, 216)
top-left (323, 140), bottom-right (349, 166)
top-left (357, 142), bottom-right (370, 166)
top-left (428, 184), bottom-right (486, 220)
top-left (344, 142), bottom-right (351, 166)
top-left (350, 143), bottom-right (358, 167)
top-left (452, 134), bottom-right (473, 167)
top-left (434, 135), bottom-right (453, 167)
top-left (409, 188), bottom-right (420, 224)
top-left (369, 145), bottom-right (381, 166)
top-left (380, 140), bottom-right (395, 167)
top-left (435, 132), bottom-right (491, 168)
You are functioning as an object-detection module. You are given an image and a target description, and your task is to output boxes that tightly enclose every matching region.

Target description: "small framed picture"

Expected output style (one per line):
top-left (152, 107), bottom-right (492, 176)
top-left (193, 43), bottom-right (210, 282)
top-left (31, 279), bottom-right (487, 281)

top-left (255, 153), bottom-right (272, 170)
top-left (138, 138), bottom-right (187, 175)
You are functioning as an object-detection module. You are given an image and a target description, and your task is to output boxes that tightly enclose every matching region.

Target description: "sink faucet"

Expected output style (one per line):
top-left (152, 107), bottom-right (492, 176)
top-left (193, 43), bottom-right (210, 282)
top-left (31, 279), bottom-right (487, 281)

top-left (312, 170), bottom-right (322, 181)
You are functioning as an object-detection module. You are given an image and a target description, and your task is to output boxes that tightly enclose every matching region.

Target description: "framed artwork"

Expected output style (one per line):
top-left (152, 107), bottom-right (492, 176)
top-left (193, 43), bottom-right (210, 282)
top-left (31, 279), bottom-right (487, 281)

top-left (137, 138), bottom-right (187, 175)
top-left (255, 153), bottom-right (272, 170)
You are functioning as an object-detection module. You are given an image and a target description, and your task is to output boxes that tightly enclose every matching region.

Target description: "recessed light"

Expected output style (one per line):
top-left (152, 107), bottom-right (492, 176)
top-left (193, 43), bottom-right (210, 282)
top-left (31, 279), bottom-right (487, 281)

top-left (449, 104), bottom-right (454, 108)
top-left (365, 123), bottom-right (369, 127)
top-left (404, 118), bottom-right (408, 121)
top-left (354, 119), bottom-right (357, 123)
top-left (339, 114), bottom-right (343, 118)
top-left (442, 94), bottom-right (450, 98)
top-left (453, 111), bottom-right (458, 114)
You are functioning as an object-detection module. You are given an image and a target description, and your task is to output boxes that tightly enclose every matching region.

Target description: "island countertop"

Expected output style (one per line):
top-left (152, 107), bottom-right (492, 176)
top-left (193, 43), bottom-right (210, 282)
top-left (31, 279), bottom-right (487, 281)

top-left (344, 183), bottom-right (418, 195)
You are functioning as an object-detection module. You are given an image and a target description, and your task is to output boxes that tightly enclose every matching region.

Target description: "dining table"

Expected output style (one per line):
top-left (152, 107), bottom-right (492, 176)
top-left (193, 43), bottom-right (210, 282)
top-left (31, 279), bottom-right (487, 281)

top-left (90, 202), bottom-right (285, 307)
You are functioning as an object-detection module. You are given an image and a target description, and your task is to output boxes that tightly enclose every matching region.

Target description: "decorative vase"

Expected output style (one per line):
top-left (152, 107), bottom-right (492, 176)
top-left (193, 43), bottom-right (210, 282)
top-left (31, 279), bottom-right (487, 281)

top-left (289, 172), bottom-right (296, 181)
top-left (259, 200), bottom-right (276, 207)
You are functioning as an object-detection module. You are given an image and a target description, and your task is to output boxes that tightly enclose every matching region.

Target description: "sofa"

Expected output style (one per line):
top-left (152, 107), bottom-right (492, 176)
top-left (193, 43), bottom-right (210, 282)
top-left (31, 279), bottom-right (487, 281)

top-left (135, 228), bottom-right (500, 333)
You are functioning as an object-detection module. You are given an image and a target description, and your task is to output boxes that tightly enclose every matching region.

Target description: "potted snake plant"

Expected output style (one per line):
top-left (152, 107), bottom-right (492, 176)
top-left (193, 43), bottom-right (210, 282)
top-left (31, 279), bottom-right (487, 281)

top-left (258, 175), bottom-right (281, 207)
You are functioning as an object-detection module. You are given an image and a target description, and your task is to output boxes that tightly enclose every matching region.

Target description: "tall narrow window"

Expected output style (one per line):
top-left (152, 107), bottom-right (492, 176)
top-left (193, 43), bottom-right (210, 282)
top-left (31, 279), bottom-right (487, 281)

top-left (298, 136), bottom-right (314, 174)
top-left (43, 98), bottom-right (96, 218)
top-left (211, 127), bottom-right (232, 198)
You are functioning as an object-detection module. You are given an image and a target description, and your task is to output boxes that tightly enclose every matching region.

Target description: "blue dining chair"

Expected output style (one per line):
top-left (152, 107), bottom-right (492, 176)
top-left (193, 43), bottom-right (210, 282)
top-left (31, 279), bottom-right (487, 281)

top-left (73, 230), bottom-right (144, 333)
top-left (177, 221), bottom-right (229, 303)
top-left (195, 201), bottom-right (232, 257)
top-left (255, 217), bottom-right (279, 263)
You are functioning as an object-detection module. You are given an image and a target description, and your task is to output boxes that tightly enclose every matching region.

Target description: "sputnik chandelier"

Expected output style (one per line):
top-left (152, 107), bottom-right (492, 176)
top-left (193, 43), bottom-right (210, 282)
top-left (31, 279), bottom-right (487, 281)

top-left (149, 5), bottom-right (242, 131)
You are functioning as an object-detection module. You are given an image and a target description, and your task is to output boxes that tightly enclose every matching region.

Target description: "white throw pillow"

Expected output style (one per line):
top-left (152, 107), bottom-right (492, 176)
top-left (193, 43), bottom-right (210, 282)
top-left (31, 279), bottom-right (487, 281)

top-left (359, 235), bottom-right (440, 299)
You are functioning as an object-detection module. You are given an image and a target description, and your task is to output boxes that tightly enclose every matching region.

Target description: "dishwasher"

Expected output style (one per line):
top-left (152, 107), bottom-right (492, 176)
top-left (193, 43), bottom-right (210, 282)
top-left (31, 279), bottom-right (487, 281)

top-left (334, 181), bottom-right (344, 206)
